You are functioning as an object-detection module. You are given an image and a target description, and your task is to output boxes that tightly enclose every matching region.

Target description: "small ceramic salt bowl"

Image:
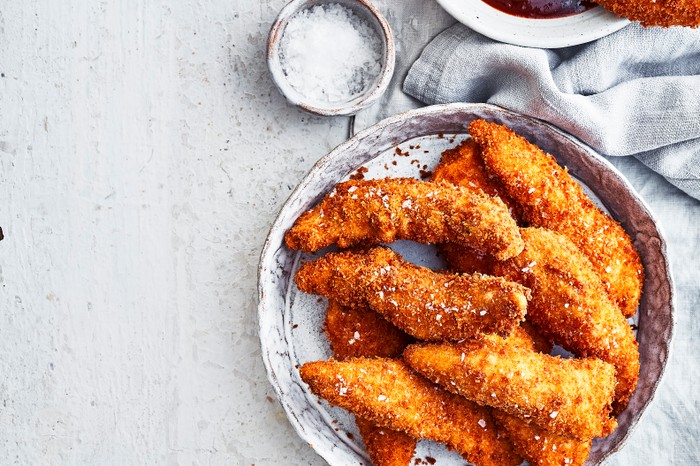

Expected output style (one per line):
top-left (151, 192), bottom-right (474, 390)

top-left (267, 0), bottom-right (395, 116)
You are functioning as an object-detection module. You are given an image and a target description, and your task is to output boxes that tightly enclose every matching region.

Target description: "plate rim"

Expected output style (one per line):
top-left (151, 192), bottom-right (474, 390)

top-left (257, 102), bottom-right (675, 465)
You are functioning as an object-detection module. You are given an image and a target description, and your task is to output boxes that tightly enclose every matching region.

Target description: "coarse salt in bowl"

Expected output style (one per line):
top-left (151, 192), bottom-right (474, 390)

top-left (267, 0), bottom-right (395, 116)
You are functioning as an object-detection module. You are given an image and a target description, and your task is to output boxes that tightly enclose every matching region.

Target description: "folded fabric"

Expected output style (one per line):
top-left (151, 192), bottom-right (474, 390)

top-left (404, 23), bottom-right (700, 200)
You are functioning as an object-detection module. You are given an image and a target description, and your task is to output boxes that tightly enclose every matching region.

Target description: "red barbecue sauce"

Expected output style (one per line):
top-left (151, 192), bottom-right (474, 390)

top-left (481, 0), bottom-right (594, 18)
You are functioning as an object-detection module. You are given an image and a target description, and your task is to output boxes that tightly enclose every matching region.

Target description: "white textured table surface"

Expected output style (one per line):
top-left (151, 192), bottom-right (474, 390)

top-left (1, 1), bottom-right (698, 465)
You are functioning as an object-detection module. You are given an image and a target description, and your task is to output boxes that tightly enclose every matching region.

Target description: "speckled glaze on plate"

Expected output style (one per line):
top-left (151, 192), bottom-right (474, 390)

top-left (436, 0), bottom-right (629, 48)
top-left (258, 103), bottom-right (674, 466)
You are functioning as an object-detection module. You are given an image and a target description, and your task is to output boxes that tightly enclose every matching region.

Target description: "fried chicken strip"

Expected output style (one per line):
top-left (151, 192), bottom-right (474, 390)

top-left (519, 321), bottom-right (553, 355)
top-left (506, 324), bottom-right (549, 353)
top-left (490, 327), bottom-right (591, 466)
top-left (440, 242), bottom-right (497, 276)
top-left (431, 139), bottom-right (511, 277)
top-left (325, 301), bottom-right (416, 466)
top-left (492, 411), bottom-right (592, 466)
top-left (432, 138), bottom-right (522, 221)
top-left (404, 338), bottom-right (617, 441)
top-left (355, 418), bottom-right (416, 466)
top-left (492, 227), bottom-right (640, 412)
top-left (299, 358), bottom-right (522, 466)
top-left (285, 177), bottom-right (524, 260)
top-left (469, 119), bottom-right (643, 318)
top-left (594, 0), bottom-right (700, 27)
top-left (326, 300), bottom-right (413, 360)
top-left (296, 247), bottom-right (530, 341)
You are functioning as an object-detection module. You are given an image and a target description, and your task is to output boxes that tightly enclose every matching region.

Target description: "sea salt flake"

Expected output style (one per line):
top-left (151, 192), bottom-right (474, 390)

top-left (550, 411), bottom-right (559, 418)
top-left (377, 395), bottom-right (387, 401)
top-left (478, 419), bottom-right (486, 428)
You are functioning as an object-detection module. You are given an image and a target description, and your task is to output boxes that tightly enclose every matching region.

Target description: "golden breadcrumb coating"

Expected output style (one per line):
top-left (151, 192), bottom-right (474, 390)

top-left (432, 138), bottom-right (521, 277)
top-left (403, 338), bottom-right (618, 441)
top-left (296, 247), bottom-right (530, 341)
top-left (492, 228), bottom-right (640, 413)
top-left (325, 301), bottom-right (416, 466)
top-left (469, 119), bottom-right (643, 318)
top-left (492, 410), bottom-right (592, 466)
top-left (492, 324), bottom-right (590, 465)
top-left (432, 138), bottom-right (522, 221)
top-left (299, 358), bottom-right (522, 466)
top-left (504, 324), bottom-right (545, 353)
top-left (355, 406), bottom-right (417, 466)
top-left (595, 0), bottom-right (700, 27)
top-left (518, 321), bottom-right (554, 354)
top-left (432, 139), bottom-right (516, 284)
top-left (285, 177), bottom-right (524, 260)
top-left (325, 300), bottom-right (413, 360)
top-left (439, 242), bottom-right (497, 276)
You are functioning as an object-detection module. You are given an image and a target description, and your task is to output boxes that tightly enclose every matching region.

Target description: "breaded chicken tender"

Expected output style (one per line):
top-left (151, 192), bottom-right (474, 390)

top-left (432, 139), bottom-right (520, 278)
top-left (296, 247), bottom-right (530, 341)
top-left (403, 338), bottom-right (618, 440)
top-left (355, 417), bottom-right (416, 466)
top-left (325, 300), bottom-right (413, 360)
top-left (492, 228), bottom-right (640, 412)
top-left (299, 358), bottom-right (523, 466)
top-left (432, 138), bottom-right (522, 221)
top-left (595, 0), bottom-right (700, 27)
top-left (504, 324), bottom-right (548, 353)
top-left (469, 119), bottom-right (643, 318)
top-left (490, 325), bottom-right (589, 465)
top-left (439, 242), bottom-right (497, 275)
top-left (492, 410), bottom-right (592, 466)
top-left (432, 140), bottom-right (514, 289)
top-left (518, 321), bottom-right (553, 354)
top-left (285, 177), bottom-right (524, 260)
top-left (325, 301), bottom-right (416, 466)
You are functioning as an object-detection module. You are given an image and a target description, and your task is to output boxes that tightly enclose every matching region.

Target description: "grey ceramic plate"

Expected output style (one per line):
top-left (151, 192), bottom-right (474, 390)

top-left (258, 103), bottom-right (674, 465)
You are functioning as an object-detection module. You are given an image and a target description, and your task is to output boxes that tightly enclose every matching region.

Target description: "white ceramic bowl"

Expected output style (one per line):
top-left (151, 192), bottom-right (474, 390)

top-left (437, 0), bottom-right (629, 48)
top-left (267, 0), bottom-right (395, 116)
top-left (258, 103), bottom-right (674, 465)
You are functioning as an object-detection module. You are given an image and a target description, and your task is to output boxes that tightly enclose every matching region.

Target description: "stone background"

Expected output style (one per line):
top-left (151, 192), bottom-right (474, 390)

top-left (1, 1), bottom-right (698, 464)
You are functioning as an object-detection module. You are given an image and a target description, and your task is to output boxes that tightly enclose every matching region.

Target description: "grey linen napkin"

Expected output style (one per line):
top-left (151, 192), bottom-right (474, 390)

top-left (403, 23), bottom-right (700, 199)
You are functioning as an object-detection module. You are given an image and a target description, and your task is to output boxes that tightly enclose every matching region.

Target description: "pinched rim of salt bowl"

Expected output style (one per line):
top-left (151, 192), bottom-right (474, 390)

top-left (267, 0), bottom-right (395, 116)
top-left (258, 103), bottom-right (674, 465)
top-left (437, 0), bottom-right (629, 48)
